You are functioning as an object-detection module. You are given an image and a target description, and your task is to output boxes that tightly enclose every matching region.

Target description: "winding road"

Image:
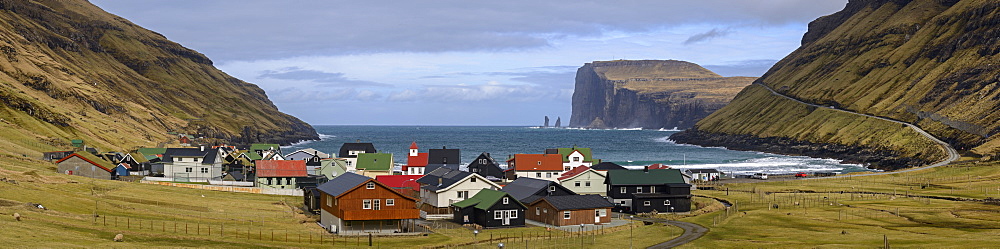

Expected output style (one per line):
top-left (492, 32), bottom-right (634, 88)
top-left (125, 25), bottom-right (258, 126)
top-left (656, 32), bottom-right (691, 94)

top-left (753, 82), bottom-right (960, 176)
top-left (645, 83), bottom-right (961, 248)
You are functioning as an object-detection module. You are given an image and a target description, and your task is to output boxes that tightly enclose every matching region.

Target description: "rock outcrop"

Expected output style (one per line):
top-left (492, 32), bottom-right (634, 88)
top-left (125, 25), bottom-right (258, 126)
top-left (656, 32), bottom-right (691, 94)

top-left (672, 0), bottom-right (1000, 169)
top-left (0, 0), bottom-right (317, 153)
top-left (569, 60), bottom-right (755, 129)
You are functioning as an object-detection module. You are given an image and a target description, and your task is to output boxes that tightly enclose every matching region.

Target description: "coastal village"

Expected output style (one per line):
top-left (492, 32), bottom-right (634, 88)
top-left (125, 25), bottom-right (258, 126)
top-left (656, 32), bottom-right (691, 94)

top-left (45, 135), bottom-right (714, 235)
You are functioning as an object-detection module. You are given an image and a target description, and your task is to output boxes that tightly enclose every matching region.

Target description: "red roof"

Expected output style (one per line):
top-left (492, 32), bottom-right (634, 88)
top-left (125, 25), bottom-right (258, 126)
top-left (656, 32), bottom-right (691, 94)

top-left (402, 152), bottom-right (428, 170)
top-left (557, 166), bottom-right (590, 180)
top-left (256, 160), bottom-right (308, 177)
top-left (375, 175), bottom-right (422, 190)
top-left (409, 141), bottom-right (419, 149)
top-left (507, 154), bottom-right (562, 171)
top-left (648, 163), bottom-right (671, 170)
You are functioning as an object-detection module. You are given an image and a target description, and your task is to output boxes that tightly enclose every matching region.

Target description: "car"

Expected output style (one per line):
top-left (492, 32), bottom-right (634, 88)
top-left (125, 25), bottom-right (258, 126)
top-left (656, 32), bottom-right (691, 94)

top-left (751, 173), bottom-right (768, 180)
top-left (795, 172), bottom-right (808, 177)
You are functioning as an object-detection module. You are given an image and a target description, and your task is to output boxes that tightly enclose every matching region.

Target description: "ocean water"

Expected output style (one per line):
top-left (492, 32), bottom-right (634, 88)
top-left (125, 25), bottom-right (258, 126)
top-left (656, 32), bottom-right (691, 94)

top-left (282, 126), bottom-right (871, 175)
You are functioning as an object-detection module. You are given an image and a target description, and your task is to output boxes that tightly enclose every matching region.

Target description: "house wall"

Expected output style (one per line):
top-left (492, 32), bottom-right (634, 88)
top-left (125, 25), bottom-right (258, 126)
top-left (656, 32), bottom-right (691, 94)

top-left (560, 171), bottom-right (606, 195)
top-left (256, 177), bottom-right (299, 189)
top-left (515, 171), bottom-right (561, 181)
top-left (360, 170), bottom-right (391, 178)
top-left (631, 197), bottom-right (691, 213)
top-left (57, 157), bottom-right (111, 180)
top-left (429, 176), bottom-right (501, 208)
top-left (477, 199), bottom-right (525, 228)
top-left (528, 201), bottom-right (611, 226)
top-left (321, 181), bottom-right (419, 221)
top-left (163, 157), bottom-right (221, 182)
top-left (561, 151), bottom-right (592, 171)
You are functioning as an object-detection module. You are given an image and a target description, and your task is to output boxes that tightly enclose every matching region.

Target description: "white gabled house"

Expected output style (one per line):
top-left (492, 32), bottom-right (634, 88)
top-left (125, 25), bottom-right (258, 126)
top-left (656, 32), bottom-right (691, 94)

top-left (415, 167), bottom-right (502, 215)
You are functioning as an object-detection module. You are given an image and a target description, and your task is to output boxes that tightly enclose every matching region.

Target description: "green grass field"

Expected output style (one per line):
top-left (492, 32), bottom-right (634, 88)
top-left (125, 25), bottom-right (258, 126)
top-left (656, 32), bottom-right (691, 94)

top-left (680, 160), bottom-right (1000, 248)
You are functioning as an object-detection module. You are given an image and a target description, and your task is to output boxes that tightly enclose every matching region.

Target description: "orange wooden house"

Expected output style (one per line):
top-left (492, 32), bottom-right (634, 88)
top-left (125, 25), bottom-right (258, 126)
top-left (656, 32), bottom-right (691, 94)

top-left (317, 172), bottom-right (420, 234)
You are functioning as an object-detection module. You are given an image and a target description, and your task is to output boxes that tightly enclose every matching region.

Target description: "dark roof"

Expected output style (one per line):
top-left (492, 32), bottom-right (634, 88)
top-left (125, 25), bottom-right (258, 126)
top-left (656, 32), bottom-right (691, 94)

top-left (425, 164), bottom-right (461, 174)
top-left (427, 147), bottom-right (460, 165)
top-left (202, 149), bottom-right (219, 165)
top-left (452, 189), bottom-right (525, 210)
top-left (591, 162), bottom-right (626, 171)
top-left (533, 195), bottom-right (613, 210)
top-left (606, 169), bottom-right (686, 185)
top-left (501, 177), bottom-right (575, 203)
top-left (688, 169), bottom-right (721, 174)
top-left (161, 148), bottom-right (209, 162)
top-left (316, 172), bottom-right (371, 197)
top-left (338, 143), bottom-right (376, 158)
top-left (416, 167), bottom-right (471, 192)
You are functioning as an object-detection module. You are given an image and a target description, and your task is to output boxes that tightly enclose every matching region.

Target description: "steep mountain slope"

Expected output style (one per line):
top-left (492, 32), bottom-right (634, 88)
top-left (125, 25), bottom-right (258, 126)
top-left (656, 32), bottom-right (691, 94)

top-left (671, 0), bottom-right (999, 169)
top-left (570, 60), bottom-right (755, 129)
top-left (0, 0), bottom-right (317, 156)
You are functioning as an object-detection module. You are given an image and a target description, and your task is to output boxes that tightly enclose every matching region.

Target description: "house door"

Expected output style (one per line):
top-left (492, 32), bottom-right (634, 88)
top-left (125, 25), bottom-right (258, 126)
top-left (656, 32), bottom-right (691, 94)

top-left (502, 210), bottom-right (511, 225)
top-left (595, 210), bottom-right (601, 223)
top-left (373, 199), bottom-right (381, 210)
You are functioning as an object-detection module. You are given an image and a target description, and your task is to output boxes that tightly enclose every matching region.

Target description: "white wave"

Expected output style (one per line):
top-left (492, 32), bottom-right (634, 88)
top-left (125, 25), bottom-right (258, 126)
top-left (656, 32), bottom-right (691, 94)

top-left (318, 133), bottom-right (336, 140)
top-left (657, 127), bottom-right (681, 131)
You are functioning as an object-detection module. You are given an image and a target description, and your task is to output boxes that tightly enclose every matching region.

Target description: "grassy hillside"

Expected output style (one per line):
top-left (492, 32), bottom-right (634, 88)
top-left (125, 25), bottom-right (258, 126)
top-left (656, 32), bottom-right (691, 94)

top-left (0, 0), bottom-right (317, 157)
top-left (676, 0), bottom-right (999, 164)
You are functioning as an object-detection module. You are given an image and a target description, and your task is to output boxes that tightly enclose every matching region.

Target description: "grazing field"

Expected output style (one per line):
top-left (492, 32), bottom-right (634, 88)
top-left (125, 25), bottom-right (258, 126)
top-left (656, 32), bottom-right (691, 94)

top-left (0, 155), bottom-right (679, 248)
top-left (680, 160), bottom-right (1000, 248)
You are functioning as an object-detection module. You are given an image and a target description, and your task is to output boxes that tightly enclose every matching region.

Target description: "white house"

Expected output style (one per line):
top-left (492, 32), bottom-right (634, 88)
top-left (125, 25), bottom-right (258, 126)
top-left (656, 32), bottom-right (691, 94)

top-left (416, 168), bottom-right (502, 215)
top-left (161, 147), bottom-right (223, 182)
top-left (556, 166), bottom-right (607, 196)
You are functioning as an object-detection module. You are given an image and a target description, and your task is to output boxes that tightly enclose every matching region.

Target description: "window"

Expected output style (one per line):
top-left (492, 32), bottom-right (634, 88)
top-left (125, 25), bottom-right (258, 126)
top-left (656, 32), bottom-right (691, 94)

top-left (598, 209), bottom-right (607, 217)
top-left (585, 181), bottom-right (591, 187)
top-left (458, 191), bottom-right (469, 199)
top-left (185, 167), bottom-right (193, 173)
top-left (536, 173), bottom-right (542, 177)
top-left (543, 208), bottom-right (548, 213)
top-left (471, 177), bottom-right (477, 182)
top-left (643, 201), bottom-right (651, 206)
top-left (346, 161), bottom-right (352, 166)
top-left (201, 168), bottom-right (208, 174)
top-left (363, 199), bottom-right (372, 209)
top-left (386, 199), bottom-right (395, 206)
top-left (366, 182), bottom-right (375, 189)
top-left (548, 186), bottom-right (555, 192)
top-left (479, 159), bottom-right (487, 165)
top-left (373, 199), bottom-right (381, 210)
top-left (495, 211), bottom-right (503, 219)
top-left (620, 187), bottom-right (626, 193)
top-left (503, 197), bottom-right (509, 204)
top-left (575, 181), bottom-right (580, 187)
top-left (536, 207), bottom-right (540, 215)
top-left (573, 157), bottom-right (580, 162)
top-left (326, 197), bottom-right (332, 207)
top-left (194, 158), bottom-right (200, 162)
top-left (546, 172), bottom-right (552, 178)
top-left (636, 187), bottom-right (643, 193)
top-left (509, 210), bottom-right (517, 218)
top-left (537, 161), bottom-right (542, 165)
top-left (563, 211), bottom-right (571, 219)
top-left (650, 186), bottom-right (656, 193)
top-left (664, 200), bottom-right (671, 206)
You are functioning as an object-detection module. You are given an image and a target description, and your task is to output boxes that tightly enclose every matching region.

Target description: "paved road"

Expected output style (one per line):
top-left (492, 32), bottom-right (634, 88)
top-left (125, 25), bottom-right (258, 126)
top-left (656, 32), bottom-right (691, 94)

top-left (753, 83), bottom-right (960, 177)
top-left (626, 216), bottom-right (708, 249)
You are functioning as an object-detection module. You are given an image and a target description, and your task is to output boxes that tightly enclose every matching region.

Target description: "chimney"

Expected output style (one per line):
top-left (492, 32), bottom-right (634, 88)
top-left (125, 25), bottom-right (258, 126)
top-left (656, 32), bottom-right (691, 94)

top-left (644, 166), bottom-right (649, 173)
top-left (442, 146), bottom-right (446, 149)
top-left (438, 178), bottom-right (443, 186)
top-left (356, 139), bottom-right (360, 143)
top-left (200, 146), bottom-right (205, 152)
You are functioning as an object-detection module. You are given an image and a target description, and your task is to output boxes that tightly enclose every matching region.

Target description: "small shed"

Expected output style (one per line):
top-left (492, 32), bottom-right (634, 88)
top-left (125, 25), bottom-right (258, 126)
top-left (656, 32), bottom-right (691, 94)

top-left (451, 189), bottom-right (526, 228)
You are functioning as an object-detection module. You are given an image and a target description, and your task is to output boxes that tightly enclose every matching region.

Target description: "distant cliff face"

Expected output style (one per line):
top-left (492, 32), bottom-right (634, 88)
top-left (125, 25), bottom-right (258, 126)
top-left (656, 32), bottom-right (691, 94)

top-left (672, 0), bottom-right (1000, 168)
top-left (0, 0), bottom-right (317, 153)
top-left (569, 60), bottom-right (755, 129)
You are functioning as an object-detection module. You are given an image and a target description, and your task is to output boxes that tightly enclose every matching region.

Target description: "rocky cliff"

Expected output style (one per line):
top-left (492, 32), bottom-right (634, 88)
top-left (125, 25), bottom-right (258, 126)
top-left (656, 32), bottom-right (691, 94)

top-left (0, 0), bottom-right (317, 156)
top-left (569, 60), bottom-right (755, 129)
top-left (671, 0), bottom-right (1000, 169)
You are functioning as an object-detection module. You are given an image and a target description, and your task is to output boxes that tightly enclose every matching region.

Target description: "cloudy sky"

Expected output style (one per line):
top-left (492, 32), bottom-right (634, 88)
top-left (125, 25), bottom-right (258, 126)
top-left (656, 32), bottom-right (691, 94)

top-left (91, 1), bottom-right (847, 126)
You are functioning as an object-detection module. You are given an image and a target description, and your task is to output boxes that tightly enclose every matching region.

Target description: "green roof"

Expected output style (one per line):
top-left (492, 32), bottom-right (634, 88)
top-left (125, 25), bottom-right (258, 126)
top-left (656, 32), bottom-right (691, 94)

top-left (356, 153), bottom-right (392, 171)
top-left (250, 144), bottom-right (281, 151)
top-left (557, 147), bottom-right (593, 162)
top-left (137, 148), bottom-right (167, 156)
top-left (129, 151), bottom-right (149, 163)
top-left (451, 189), bottom-right (519, 210)
top-left (607, 169), bottom-right (686, 185)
